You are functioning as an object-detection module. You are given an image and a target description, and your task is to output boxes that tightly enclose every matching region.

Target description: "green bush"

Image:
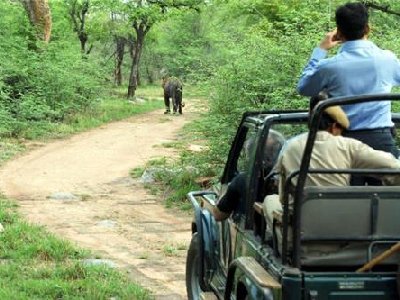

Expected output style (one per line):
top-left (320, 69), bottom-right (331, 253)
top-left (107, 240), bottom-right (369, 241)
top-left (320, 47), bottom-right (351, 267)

top-left (0, 1), bottom-right (104, 138)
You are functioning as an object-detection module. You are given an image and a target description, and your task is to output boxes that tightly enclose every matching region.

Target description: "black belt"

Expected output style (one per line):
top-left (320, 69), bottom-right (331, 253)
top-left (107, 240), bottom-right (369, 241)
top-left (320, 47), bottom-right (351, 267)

top-left (346, 127), bottom-right (393, 134)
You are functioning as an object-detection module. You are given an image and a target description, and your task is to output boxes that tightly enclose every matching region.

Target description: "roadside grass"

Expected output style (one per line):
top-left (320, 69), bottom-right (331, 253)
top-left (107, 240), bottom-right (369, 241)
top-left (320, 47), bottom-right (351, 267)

top-left (111, 85), bottom-right (163, 101)
top-left (131, 83), bottom-right (207, 99)
top-left (0, 140), bottom-right (26, 166)
top-left (162, 242), bottom-right (187, 257)
top-left (22, 90), bottom-right (164, 140)
top-left (0, 86), bottom-right (164, 166)
top-left (0, 196), bottom-right (151, 300)
top-left (130, 149), bottom-right (209, 211)
top-left (130, 89), bottom-right (223, 211)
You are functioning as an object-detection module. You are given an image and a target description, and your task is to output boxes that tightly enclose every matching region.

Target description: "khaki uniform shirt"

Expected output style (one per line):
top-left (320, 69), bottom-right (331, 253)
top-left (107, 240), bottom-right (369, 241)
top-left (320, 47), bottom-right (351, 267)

top-left (276, 131), bottom-right (400, 197)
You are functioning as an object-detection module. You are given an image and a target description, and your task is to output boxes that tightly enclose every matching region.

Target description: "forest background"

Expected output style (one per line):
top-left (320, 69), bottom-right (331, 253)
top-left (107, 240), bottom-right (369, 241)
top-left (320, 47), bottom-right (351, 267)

top-left (1, 0), bottom-right (400, 202)
top-left (1, 0), bottom-right (400, 298)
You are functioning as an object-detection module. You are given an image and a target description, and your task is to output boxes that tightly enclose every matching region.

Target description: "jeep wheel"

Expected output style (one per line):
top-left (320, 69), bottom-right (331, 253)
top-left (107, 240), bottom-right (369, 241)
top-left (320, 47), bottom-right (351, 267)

top-left (186, 233), bottom-right (205, 299)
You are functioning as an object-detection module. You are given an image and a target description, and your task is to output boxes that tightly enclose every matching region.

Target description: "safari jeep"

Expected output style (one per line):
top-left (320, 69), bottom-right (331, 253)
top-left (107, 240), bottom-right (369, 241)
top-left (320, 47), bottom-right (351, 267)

top-left (185, 94), bottom-right (400, 300)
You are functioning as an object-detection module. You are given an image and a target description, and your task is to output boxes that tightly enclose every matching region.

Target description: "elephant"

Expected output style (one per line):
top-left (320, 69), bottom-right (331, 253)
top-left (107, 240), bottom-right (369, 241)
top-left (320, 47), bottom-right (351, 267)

top-left (162, 77), bottom-right (183, 114)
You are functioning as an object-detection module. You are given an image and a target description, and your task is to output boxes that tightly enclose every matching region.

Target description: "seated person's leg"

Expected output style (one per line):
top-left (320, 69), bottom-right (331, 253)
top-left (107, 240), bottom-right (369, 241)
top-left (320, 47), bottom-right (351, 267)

top-left (263, 194), bottom-right (283, 251)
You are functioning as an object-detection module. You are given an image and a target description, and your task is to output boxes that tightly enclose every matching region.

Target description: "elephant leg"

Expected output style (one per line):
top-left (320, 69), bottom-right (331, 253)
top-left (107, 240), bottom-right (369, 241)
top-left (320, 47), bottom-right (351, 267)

top-left (172, 97), bottom-right (178, 114)
top-left (172, 91), bottom-right (178, 113)
top-left (164, 93), bottom-right (170, 114)
top-left (177, 89), bottom-right (183, 114)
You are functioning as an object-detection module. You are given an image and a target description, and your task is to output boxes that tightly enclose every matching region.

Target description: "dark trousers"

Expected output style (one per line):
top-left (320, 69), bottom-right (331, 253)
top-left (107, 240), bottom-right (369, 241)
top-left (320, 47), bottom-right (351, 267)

top-left (343, 128), bottom-right (399, 186)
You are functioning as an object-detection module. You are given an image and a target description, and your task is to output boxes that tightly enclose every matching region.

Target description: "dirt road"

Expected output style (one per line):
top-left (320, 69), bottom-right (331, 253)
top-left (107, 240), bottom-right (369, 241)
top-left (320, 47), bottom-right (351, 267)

top-left (0, 103), bottom-right (198, 299)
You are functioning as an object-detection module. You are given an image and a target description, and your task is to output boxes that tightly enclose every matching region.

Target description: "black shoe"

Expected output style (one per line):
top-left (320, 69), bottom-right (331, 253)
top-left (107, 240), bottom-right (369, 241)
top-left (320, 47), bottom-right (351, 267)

top-left (164, 110), bottom-right (170, 114)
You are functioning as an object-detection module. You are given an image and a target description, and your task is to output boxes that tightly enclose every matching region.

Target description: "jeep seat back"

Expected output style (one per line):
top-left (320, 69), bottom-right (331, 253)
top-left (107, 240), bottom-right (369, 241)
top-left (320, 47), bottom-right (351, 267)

top-left (299, 186), bottom-right (400, 267)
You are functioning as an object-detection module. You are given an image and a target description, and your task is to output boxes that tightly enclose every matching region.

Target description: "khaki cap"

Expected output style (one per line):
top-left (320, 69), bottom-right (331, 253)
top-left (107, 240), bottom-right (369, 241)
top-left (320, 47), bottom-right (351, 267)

top-left (325, 106), bottom-right (350, 129)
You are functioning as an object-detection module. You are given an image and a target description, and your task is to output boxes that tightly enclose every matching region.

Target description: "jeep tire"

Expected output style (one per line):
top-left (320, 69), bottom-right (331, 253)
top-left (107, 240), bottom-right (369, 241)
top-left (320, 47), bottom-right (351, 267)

top-left (186, 233), bottom-right (205, 299)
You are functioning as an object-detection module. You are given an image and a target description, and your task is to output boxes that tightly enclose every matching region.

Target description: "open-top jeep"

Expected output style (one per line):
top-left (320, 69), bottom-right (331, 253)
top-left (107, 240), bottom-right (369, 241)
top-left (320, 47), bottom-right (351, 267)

top-left (186, 94), bottom-right (400, 300)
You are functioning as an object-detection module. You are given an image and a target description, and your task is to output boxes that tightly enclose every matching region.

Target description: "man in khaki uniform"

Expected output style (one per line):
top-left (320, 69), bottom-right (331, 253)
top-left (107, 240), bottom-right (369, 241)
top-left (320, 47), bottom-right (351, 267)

top-left (263, 99), bottom-right (400, 251)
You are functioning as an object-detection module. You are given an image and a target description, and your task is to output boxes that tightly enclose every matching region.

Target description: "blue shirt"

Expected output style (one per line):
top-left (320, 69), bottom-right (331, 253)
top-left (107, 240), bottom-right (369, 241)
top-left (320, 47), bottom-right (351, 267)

top-left (297, 40), bottom-right (400, 130)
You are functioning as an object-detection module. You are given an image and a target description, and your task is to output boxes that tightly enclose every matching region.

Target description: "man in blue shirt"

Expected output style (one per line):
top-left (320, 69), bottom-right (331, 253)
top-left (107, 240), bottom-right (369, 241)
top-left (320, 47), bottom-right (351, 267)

top-left (297, 2), bottom-right (400, 184)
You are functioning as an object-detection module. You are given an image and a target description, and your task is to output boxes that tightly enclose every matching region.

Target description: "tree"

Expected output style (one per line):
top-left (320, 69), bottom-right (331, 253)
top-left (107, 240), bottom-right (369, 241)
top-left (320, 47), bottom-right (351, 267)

top-left (102, 0), bottom-right (203, 98)
top-left (129, 0), bottom-right (204, 98)
top-left (112, 33), bottom-right (134, 86)
top-left (20, 0), bottom-right (52, 43)
top-left (66, 0), bottom-right (93, 54)
top-left (127, 5), bottom-right (150, 98)
top-left (107, 9), bottom-right (135, 86)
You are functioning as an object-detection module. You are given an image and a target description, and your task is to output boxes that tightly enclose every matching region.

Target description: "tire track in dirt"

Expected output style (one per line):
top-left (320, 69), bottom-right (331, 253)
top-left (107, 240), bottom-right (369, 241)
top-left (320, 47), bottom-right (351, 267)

top-left (0, 104), bottom-right (200, 299)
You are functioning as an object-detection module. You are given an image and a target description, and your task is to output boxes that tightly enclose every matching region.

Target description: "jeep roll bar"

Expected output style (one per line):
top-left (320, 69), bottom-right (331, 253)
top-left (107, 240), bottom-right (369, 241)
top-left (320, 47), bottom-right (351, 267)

top-left (283, 93), bottom-right (400, 267)
top-left (221, 109), bottom-right (307, 185)
top-left (243, 112), bottom-right (309, 229)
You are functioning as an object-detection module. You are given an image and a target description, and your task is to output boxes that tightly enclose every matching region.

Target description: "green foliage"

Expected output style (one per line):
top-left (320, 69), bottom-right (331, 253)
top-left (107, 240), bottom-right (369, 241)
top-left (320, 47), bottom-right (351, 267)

top-left (0, 200), bottom-right (86, 261)
top-left (0, 1), bottom-right (106, 138)
top-left (22, 92), bottom-right (163, 140)
top-left (198, 0), bottom-right (400, 171)
top-left (146, 9), bottom-right (224, 83)
top-left (146, 1), bottom-right (400, 202)
top-left (161, 166), bottom-right (202, 209)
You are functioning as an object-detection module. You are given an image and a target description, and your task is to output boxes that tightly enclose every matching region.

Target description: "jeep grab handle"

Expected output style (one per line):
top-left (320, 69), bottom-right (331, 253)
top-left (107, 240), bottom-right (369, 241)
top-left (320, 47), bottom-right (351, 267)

top-left (187, 191), bottom-right (218, 209)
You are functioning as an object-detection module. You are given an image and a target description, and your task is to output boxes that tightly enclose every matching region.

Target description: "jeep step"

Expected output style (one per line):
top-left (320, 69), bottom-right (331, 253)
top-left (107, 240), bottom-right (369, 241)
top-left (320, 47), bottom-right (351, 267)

top-left (200, 292), bottom-right (218, 300)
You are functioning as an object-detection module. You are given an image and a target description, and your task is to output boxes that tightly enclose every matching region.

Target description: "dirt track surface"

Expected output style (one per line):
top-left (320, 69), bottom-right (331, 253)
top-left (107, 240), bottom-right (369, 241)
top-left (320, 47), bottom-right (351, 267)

top-left (0, 104), bottom-right (198, 299)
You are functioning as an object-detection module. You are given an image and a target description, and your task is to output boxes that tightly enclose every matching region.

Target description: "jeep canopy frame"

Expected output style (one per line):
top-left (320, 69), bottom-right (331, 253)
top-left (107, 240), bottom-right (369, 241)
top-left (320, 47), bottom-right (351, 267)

top-left (280, 93), bottom-right (400, 267)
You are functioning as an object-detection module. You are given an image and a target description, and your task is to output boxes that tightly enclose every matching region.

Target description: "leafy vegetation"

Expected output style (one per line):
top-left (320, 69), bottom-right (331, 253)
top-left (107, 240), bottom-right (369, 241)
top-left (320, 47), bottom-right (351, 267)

top-left (140, 0), bottom-right (400, 205)
top-left (2, 0), bottom-right (400, 143)
top-left (2, 0), bottom-right (400, 295)
top-left (0, 2), bottom-right (103, 138)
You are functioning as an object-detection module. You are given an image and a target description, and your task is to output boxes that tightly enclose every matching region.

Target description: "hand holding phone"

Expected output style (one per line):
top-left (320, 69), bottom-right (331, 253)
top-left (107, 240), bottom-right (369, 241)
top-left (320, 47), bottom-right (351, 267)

top-left (320, 29), bottom-right (341, 50)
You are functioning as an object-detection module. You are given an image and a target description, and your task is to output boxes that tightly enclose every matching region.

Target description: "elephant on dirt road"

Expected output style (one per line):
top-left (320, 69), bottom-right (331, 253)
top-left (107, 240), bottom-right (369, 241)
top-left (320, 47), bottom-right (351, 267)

top-left (162, 77), bottom-right (183, 114)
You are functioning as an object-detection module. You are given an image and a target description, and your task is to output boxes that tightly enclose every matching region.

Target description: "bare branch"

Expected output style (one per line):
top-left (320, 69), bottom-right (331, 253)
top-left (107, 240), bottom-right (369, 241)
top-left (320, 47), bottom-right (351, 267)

top-left (364, 1), bottom-right (400, 17)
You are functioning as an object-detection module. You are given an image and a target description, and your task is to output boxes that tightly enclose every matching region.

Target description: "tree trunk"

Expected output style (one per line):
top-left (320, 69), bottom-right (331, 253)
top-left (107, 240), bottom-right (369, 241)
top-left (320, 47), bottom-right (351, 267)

top-left (127, 24), bottom-right (148, 99)
top-left (127, 39), bottom-right (142, 98)
top-left (79, 32), bottom-right (88, 52)
top-left (21, 0), bottom-right (52, 43)
top-left (137, 68), bottom-right (141, 87)
top-left (78, 0), bottom-right (90, 54)
top-left (114, 36), bottom-right (126, 86)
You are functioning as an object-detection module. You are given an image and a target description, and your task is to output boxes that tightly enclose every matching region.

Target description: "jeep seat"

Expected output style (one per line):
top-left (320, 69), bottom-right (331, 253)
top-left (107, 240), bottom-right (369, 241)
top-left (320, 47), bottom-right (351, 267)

top-left (299, 186), bottom-right (400, 267)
